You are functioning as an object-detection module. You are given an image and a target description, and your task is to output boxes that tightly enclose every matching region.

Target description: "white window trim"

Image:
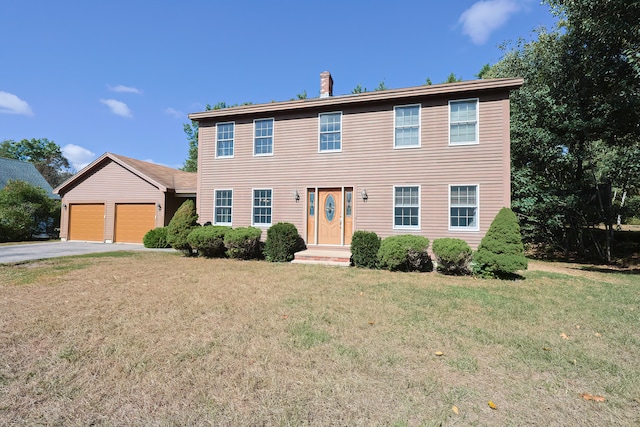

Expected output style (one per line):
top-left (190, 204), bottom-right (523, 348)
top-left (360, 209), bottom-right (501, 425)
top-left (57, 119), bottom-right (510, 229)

top-left (251, 188), bottom-right (273, 227)
top-left (318, 111), bottom-right (343, 153)
top-left (393, 104), bottom-right (421, 149)
top-left (448, 184), bottom-right (480, 231)
top-left (253, 118), bottom-right (275, 157)
top-left (215, 121), bottom-right (235, 159)
top-left (214, 188), bottom-right (233, 226)
top-left (392, 185), bottom-right (421, 230)
top-left (448, 98), bottom-right (479, 146)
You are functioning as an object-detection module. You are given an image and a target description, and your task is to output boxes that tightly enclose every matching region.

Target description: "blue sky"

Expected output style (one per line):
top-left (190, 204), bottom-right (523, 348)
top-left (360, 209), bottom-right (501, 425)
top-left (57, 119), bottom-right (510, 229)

top-left (0, 0), bottom-right (557, 170)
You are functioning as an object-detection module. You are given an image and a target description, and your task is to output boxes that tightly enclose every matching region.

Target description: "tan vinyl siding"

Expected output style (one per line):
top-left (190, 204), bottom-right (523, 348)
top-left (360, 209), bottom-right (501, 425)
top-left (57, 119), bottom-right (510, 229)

top-left (197, 89), bottom-right (512, 249)
top-left (59, 160), bottom-right (164, 242)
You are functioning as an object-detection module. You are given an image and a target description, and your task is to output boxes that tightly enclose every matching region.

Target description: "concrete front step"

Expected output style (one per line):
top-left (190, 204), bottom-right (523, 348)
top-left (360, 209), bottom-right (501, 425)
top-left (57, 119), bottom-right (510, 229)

top-left (292, 248), bottom-right (352, 267)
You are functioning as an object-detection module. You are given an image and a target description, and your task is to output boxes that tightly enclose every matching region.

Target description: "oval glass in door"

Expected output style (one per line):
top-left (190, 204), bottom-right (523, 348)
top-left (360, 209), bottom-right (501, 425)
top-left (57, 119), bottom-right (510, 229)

top-left (325, 194), bottom-right (335, 222)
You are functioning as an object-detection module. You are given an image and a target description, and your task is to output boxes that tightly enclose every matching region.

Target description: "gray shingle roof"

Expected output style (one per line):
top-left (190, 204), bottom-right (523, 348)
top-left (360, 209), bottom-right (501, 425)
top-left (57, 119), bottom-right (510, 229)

top-left (0, 157), bottom-right (58, 199)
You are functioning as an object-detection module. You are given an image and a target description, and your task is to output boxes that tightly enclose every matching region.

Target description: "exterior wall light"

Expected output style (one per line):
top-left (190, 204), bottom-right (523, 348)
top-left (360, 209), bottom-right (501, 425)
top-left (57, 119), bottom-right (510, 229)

top-left (157, 203), bottom-right (162, 211)
top-left (62, 203), bottom-right (67, 210)
top-left (294, 190), bottom-right (300, 203)
top-left (361, 189), bottom-right (368, 201)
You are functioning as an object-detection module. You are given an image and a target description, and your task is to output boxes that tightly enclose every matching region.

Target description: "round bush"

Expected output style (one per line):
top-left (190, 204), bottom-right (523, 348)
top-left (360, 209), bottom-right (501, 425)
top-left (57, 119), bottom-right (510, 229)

top-left (350, 230), bottom-right (380, 268)
top-left (143, 227), bottom-right (171, 248)
top-left (473, 207), bottom-right (528, 278)
top-left (432, 238), bottom-right (472, 275)
top-left (166, 200), bottom-right (199, 255)
top-left (378, 235), bottom-right (432, 272)
top-left (187, 226), bottom-right (230, 257)
top-left (224, 226), bottom-right (263, 259)
top-left (264, 222), bottom-right (304, 262)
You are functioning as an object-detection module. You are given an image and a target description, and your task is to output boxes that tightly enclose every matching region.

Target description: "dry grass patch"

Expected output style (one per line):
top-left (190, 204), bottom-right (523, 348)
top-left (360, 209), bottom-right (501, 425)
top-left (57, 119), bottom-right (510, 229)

top-left (0, 253), bottom-right (639, 425)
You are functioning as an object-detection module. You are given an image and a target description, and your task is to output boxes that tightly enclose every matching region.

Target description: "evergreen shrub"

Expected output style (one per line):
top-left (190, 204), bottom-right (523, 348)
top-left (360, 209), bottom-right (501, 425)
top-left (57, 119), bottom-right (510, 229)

top-left (143, 227), bottom-right (171, 248)
top-left (377, 235), bottom-right (432, 272)
top-left (224, 226), bottom-right (263, 259)
top-left (432, 238), bottom-right (472, 275)
top-left (473, 207), bottom-right (528, 278)
top-left (350, 230), bottom-right (380, 268)
top-left (166, 199), bottom-right (199, 255)
top-left (264, 222), bottom-right (305, 262)
top-left (187, 225), bottom-right (230, 257)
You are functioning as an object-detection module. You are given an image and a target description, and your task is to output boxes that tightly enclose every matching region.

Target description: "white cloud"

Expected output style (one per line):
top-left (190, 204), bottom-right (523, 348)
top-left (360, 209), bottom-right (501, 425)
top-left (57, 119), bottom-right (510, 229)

top-left (0, 91), bottom-right (33, 115)
top-left (62, 144), bottom-right (96, 171)
top-left (164, 107), bottom-right (184, 118)
top-left (459, 0), bottom-right (522, 45)
top-left (100, 99), bottom-right (132, 118)
top-left (109, 84), bottom-right (142, 94)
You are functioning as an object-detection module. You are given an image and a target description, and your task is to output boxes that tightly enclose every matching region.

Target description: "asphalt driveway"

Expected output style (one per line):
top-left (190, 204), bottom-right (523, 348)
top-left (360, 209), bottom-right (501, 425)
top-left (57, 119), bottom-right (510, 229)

top-left (0, 241), bottom-right (176, 264)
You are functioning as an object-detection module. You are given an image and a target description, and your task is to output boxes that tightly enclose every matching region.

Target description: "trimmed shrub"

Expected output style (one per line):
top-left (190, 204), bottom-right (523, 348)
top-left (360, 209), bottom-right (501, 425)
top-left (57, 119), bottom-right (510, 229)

top-left (473, 207), bottom-right (528, 278)
top-left (377, 235), bottom-right (432, 272)
top-left (264, 222), bottom-right (305, 262)
top-left (187, 226), bottom-right (230, 257)
top-left (224, 226), bottom-right (263, 260)
top-left (143, 227), bottom-right (171, 248)
top-left (166, 200), bottom-right (199, 255)
top-left (432, 238), bottom-right (472, 275)
top-left (350, 230), bottom-right (380, 268)
top-left (0, 180), bottom-right (55, 242)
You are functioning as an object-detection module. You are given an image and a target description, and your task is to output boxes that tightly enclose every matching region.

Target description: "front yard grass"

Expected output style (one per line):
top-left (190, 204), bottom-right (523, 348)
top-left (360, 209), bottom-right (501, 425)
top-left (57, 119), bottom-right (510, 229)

top-left (1, 252), bottom-right (638, 425)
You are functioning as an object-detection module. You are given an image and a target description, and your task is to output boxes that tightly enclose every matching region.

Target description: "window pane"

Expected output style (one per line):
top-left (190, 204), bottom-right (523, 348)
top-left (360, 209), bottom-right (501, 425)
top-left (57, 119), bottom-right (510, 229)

top-left (254, 119), bottom-right (273, 155)
top-left (319, 113), bottom-right (341, 151)
top-left (395, 106), bottom-right (419, 147)
top-left (450, 185), bottom-right (478, 229)
top-left (215, 190), bottom-right (232, 224)
top-left (450, 100), bottom-right (477, 144)
top-left (394, 186), bottom-right (419, 228)
top-left (253, 189), bottom-right (272, 225)
top-left (217, 123), bottom-right (234, 156)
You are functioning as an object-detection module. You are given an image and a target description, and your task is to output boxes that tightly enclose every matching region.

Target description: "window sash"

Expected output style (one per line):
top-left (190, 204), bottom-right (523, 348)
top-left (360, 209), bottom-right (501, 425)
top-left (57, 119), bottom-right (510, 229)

top-left (319, 113), bottom-right (341, 151)
top-left (215, 190), bottom-right (233, 225)
top-left (254, 119), bottom-right (273, 155)
top-left (216, 123), bottom-right (235, 157)
top-left (394, 105), bottom-right (420, 148)
top-left (394, 186), bottom-right (419, 228)
top-left (252, 189), bottom-right (272, 225)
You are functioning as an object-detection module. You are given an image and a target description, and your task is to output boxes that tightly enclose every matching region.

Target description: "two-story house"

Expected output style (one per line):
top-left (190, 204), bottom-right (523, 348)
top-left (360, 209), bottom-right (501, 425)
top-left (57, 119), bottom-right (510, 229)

top-left (189, 72), bottom-right (523, 250)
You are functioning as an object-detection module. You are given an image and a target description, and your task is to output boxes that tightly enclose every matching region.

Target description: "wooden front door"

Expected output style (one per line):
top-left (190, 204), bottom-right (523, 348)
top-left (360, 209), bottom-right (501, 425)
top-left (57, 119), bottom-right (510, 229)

top-left (318, 188), bottom-right (342, 245)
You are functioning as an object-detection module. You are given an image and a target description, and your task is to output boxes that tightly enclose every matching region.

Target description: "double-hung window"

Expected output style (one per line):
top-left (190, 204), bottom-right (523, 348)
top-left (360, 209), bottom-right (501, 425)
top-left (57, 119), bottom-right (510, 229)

top-left (214, 189), bottom-right (233, 225)
top-left (254, 118), bottom-right (274, 156)
top-left (216, 122), bottom-right (235, 157)
top-left (394, 105), bottom-right (420, 148)
top-left (449, 99), bottom-right (478, 145)
top-left (319, 112), bottom-right (342, 152)
top-left (394, 186), bottom-right (420, 229)
top-left (449, 185), bottom-right (478, 230)
top-left (252, 189), bottom-right (272, 226)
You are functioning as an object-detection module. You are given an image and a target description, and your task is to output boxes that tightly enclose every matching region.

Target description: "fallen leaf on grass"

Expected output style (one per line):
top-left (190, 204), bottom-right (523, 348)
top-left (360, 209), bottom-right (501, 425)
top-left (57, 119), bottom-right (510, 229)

top-left (560, 333), bottom-right (569, 340)
top-left (575, 325), bottom-right (581, 329)
top-left (543, 347), bottom-right (552, 351)
top-left (580, 393), bottom-right (606, 402)
top-left (282, 314), bottom-right (288, 319)
top-left (452, 405), bottom-right (459, 414)
top-left (595, 332), bottom-right (602, 337)
top-left (359, 292), bottom-right (364, 296)
top-left (435, 351), bottom-right (444, 356)
top-left (488, 401), bottom-right (497, 410)
top-left (368, 321), bottom-right (375, 325)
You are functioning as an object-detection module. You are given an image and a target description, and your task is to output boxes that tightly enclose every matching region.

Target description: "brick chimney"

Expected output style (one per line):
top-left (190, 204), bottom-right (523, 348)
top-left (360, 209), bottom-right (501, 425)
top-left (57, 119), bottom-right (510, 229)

top-left (320, 71), bottom-right (333, 98)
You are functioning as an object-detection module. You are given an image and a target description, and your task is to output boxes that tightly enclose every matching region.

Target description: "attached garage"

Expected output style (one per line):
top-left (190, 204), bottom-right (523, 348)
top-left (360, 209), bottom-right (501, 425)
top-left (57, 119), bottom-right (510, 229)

top-left (54, 153), bottom-right (196, 244)
top-left (68, 204), bottom-right (105, 241)
top-left (114, 204), bottom-right (156, 243)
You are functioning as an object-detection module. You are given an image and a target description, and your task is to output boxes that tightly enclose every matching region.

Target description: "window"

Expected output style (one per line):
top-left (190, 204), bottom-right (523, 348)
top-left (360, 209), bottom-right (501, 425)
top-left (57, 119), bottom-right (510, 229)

top-left (449, 99), bottom-right (478, 145)
top-left (254, 119), bottom-right (273, 156)
top-left (214, 190), bottom-right (233, 225)
top-left (216, 122), bottom-right (234, 157)
top-left (394, 186), bottom-right (420, 229)
top-left (450, 185), bottom-right (478, 230)
top-left (252, 189), bottom-right (272, 226)
top-left (319, 112), bottom-right (341, 152)
top-left (394, 105), bottom-right (420, 148)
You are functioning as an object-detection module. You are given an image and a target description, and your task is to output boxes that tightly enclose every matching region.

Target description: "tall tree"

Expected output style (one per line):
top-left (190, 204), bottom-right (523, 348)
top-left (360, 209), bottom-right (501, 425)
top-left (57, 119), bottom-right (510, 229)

top-left (0, 138), bottom-right (72, 187)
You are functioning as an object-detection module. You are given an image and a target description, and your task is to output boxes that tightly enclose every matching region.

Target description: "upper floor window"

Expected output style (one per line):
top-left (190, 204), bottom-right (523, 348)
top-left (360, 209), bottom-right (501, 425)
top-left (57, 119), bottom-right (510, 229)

top-left (394, 105), bottom-right (420, 148)
top-left (449, 185), bottom-right (478, 230)
top-left (214, 189), bottom-right (233, 225)
top-left (252, 189), bottom-right (272, 226)
top-left (394, 185), bottom-right (420, 229)
top-left (254, 118), bottom-right (274, 156)
top-left (319, 112), bottom-right (342, 152)
top-left (216, 122), bottom-right (234, 157)
top-left (449, 99), bottom-right (478, 145)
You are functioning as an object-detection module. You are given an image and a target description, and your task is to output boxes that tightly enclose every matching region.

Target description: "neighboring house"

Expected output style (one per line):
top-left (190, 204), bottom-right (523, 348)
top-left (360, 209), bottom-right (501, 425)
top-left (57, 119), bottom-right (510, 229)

top-left (190, 72), bottom-right (523, 249)
top-left (0, 157), bottom-right (59, 199)
top-left (53, 153), bottom-right (196, 243)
